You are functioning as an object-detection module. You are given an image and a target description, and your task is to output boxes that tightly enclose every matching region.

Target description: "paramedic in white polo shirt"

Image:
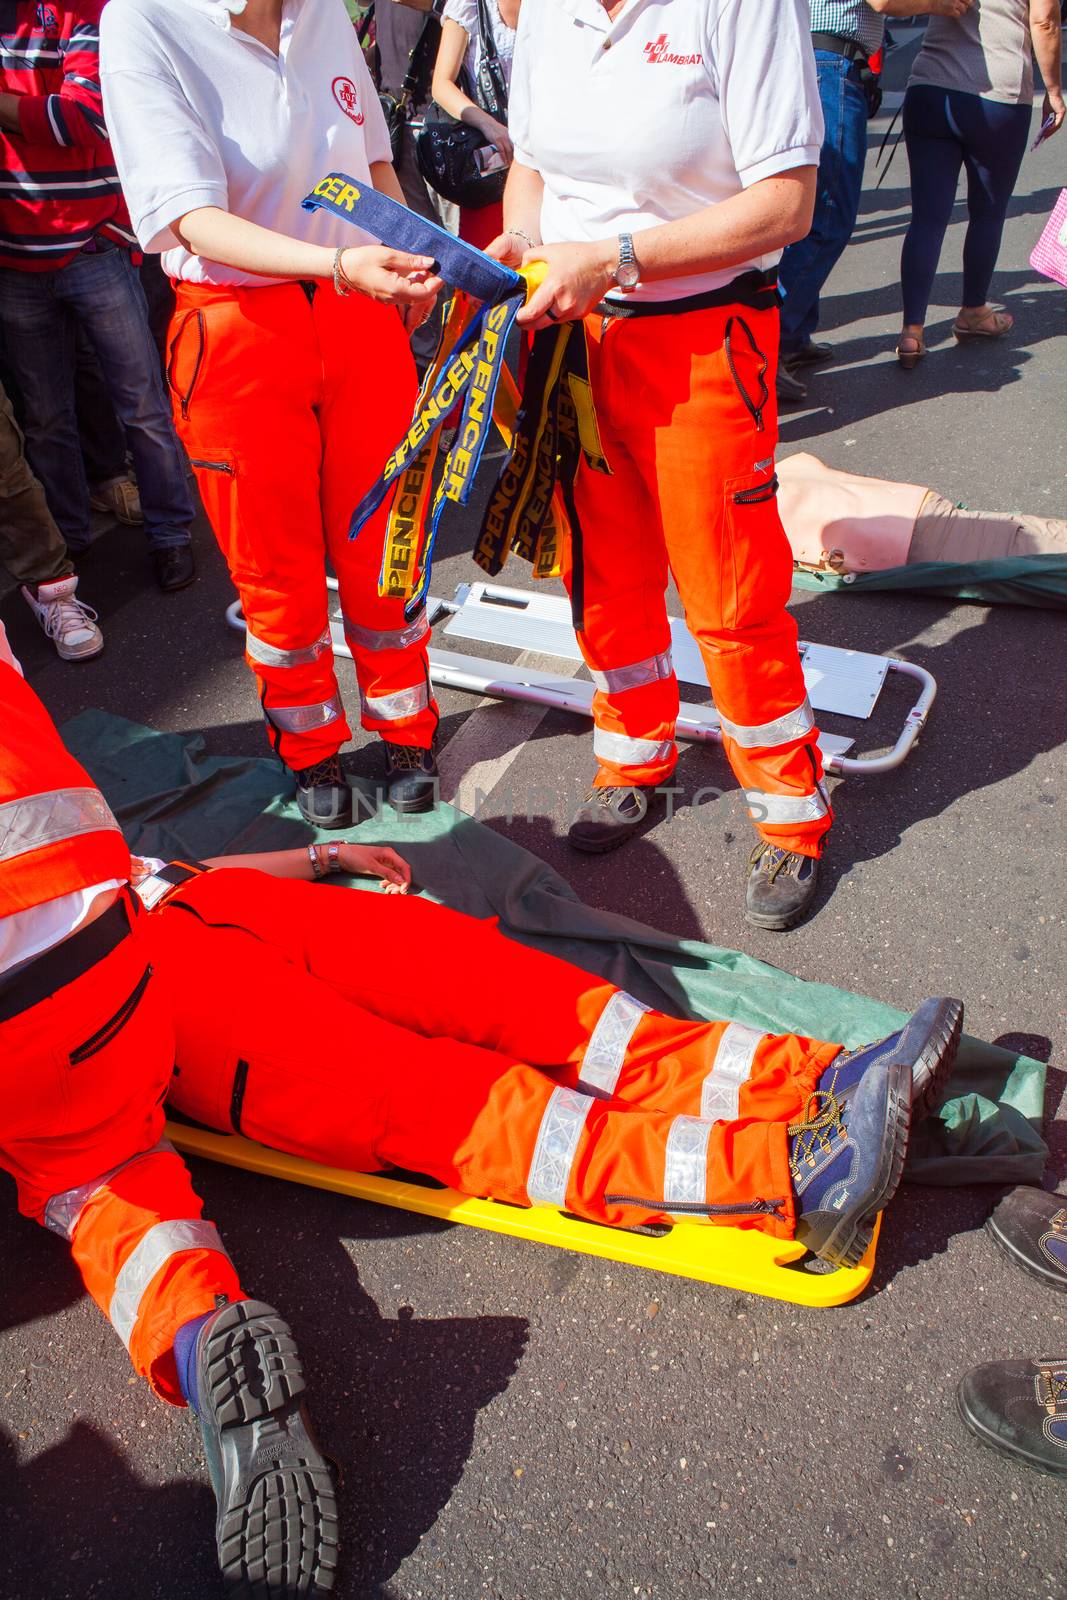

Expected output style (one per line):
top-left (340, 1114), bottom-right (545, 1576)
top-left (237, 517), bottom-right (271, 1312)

top-left (491, 0), bottom-right (834, 931)
top-left (99, 0), bottom-right (445, 829)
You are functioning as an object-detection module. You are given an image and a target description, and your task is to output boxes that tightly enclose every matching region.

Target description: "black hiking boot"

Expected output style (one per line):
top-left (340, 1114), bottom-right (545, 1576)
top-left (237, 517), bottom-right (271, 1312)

top-left (292, 754), bottom-right (351, 829)
top-left (384, 741), bottom-right (438, 814)
top-left (745, 841), bottom-right (820, 930)
top-left (192, 1298), bottom-right (339, 1596)
top-left (958, 1357), bottom-right (1067, 1477)
top-left (567, 786), bottom-right (659, 854)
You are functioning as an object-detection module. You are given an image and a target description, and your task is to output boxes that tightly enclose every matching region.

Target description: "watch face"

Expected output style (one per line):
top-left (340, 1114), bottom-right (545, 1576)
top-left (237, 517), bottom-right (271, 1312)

top-left (616, 260), bottom-right (640, 289)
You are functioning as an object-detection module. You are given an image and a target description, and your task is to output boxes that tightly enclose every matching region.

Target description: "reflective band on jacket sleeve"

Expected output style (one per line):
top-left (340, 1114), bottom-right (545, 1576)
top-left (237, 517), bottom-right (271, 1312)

top-left (265, 695), bottom-right (343, 734)
top-left (44, 1138), bottom-right (174, 1241)
top-left (360, 681), bottom-right (430, 722)
top-left (700, 1023), bottom-right (765, 1121)
top-left (593, 728), bottom-right (674, 769)
top-left (109, 1219), bottom-right (231, 1349)
top-left (343, 609), bottom-right (430, 653)
top-left (663, 1115), bottom-right (712, 1213)
top-left (0, 787), bottom-right (120, 866)
top-left (577, 990), bottom-right (650, 1097)
top-left (718, 696), bottom-right (814, 750)
top-left (589, 651), bottom-right (674, 697)
top-left (526, 1086), bottom-right (593, 1208)
top-left (744, 788), bottom-right (828, 826)
top-left (244, 627), bottom-right (332, 672)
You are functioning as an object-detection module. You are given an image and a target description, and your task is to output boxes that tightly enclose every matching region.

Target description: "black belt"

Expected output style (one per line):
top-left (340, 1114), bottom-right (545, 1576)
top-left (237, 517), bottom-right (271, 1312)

top-left (0, 893), bottom-right (135, 1023)
top-left (811, 32), bottom-right (870, 65)
top-left (595, 268), bottom-right (779, 321)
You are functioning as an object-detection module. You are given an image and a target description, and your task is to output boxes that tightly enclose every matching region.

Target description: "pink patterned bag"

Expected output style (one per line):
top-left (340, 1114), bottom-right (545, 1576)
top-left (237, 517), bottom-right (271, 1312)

top-left (1030, 188), bottom-right (1067, 288)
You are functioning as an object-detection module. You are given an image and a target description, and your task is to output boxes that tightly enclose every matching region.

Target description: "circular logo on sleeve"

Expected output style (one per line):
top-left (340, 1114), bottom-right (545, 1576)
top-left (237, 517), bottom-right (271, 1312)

top-left (332, 76), bottom-right (365, 126)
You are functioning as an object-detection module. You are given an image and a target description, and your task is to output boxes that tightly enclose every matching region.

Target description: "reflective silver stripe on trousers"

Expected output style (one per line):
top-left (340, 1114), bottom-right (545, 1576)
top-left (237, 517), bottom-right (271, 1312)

top-left (266, 694), bottom-right (343, 734)
top-left (663, 1115), bottom-right (712, 1214)
top-left (593, 728), bottom-right (674, 769)
top-left (589, 650), bottom-right (674, 697)
top-left (360, 681), bottom-right (430, 721)
top-left (44, 1138), bottom-right (175, 1241)
top-left (744, 788), bottom-right (828, 826)
top-left (0, 787), bottom-right (120, 866)
top-left (109, 1219), bottom-right (232, 1349)
top-left (526, 1087), bottom-right (593, 1208)
top-left (343, 609), bottom-right (429, 653)
top-left (700, 1023), bottom-right (765, 1121)
top-left (719, 695), bottom-right (815, 750)
top-left (245, 626), bottom-right (331, 672)
top-left (577, 991), bottom-right (650, 1098)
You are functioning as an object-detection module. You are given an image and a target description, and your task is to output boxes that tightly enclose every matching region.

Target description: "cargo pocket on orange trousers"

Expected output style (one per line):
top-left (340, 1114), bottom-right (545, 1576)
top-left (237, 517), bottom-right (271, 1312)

top-left (186, 453), bottom-right (265, 586)
top-left (226, 1054), bottom-right (379, 1173)
top-left (165, 309), bottom-right (206, 422)
top-left (719, 468), bottom-right (787, 631)
top-left (64, 964), bottom-right (173, 1133)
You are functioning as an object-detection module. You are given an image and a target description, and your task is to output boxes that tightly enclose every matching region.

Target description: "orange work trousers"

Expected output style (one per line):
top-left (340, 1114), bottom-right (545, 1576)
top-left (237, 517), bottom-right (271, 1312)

top-left (149, 870), bottom-right (843, 1238)
top-left (167, 281), bottom-right (439, 771)
top-left (571, 301), bottom-right (832, 857)
top-left (0, 894), bottom-right (243, 1404)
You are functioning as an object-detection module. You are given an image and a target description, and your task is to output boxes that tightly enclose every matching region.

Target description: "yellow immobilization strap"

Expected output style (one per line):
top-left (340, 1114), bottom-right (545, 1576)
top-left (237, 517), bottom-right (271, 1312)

top-left (379, 291), bottom-right (470, 602)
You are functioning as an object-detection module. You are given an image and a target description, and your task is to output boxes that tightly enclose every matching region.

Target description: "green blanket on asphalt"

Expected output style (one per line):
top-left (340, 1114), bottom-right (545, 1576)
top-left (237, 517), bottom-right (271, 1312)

top-left (63, 711), bottom-right (1049, 1190)
top-left (793, 555), bottom-right (1067, 611)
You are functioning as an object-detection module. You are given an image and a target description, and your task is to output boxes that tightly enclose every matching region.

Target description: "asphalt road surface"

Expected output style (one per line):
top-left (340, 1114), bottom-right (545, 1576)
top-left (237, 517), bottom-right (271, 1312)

top-left (2, 33), bottom-right (1065, 1600)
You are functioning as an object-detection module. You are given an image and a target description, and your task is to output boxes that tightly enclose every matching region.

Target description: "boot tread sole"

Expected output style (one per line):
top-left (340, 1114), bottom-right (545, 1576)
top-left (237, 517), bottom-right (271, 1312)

top-left (202, 1300), bottom-right (339, 1598)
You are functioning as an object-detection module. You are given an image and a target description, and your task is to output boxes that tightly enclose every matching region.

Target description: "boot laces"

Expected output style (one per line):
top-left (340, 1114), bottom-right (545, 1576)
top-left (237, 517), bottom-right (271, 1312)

top-left (750, 841), bottom-right (802, 883)
top-left (297, 754), bottom-right (343, 788)
top-left (388, 744), bottom-right (430, 771)
top-left (1037, 1365), bottom-right (1067, 1411)
top-left (787, 1089), bottom-right (848, 1176)
top-left (39, 592), bottom-right (98, 643)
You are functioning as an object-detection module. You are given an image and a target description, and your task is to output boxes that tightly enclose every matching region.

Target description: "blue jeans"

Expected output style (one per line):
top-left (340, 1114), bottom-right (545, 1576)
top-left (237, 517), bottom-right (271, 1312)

top-left (0, 247), bottom-right (193, 551)
top-left (900, 85), bottom-right (1030, 325)
top-left (777, 51), bottom-right (869, 355)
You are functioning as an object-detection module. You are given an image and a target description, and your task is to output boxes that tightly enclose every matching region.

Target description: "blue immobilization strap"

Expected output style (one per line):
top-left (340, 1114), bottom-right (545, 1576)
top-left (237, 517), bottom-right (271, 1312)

top-left (302, 173), bottom-right (522, 304)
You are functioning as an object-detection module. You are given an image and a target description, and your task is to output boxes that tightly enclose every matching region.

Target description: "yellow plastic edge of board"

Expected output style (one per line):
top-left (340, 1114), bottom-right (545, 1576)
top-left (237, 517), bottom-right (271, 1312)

top-left (166, 1122), bottom-right (879, 1308)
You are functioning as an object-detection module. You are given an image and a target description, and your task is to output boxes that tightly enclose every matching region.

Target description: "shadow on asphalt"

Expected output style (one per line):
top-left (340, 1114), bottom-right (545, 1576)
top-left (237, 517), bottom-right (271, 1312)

top-left (781, 594), bottom-right (1067, 883)
top-left (2, 1163), bottom-right (530, 1598)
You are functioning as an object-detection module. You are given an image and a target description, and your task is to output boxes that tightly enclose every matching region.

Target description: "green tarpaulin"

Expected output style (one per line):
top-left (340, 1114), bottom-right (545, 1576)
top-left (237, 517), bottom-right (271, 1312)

top-left (794, 554), bottom-right (1067, 611)
top-left (63, 710), bottom-right (1048, 1189)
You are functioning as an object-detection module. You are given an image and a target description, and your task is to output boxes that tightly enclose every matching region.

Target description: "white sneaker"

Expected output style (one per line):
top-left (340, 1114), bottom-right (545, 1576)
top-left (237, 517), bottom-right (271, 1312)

top-left (22, 576), bottom-right (104, 661)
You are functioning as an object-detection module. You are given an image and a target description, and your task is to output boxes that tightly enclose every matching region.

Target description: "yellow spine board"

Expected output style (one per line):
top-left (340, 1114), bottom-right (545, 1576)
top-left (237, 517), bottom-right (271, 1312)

top-left (166, 1122), bottom-right (879, 1308)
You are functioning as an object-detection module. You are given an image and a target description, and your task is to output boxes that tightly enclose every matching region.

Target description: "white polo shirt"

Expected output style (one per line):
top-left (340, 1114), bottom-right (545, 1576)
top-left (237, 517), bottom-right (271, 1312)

top-left (508, 0), bottom-right (823, 302)
top-left (99, 0), bottom-right (392, 286)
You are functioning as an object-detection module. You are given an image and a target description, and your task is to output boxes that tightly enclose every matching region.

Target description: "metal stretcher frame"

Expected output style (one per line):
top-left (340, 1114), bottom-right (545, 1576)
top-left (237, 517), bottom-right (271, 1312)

top-left (226, 581), bottom-right (936, 777)
top-left (167, 1121), bottom-right (880, 1308)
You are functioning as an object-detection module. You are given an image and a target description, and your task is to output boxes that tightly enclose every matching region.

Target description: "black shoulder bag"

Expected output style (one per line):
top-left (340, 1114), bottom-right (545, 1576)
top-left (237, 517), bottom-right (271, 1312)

top-left (415, 0), bottom-right (510, 210)
top-left (376, 1), bottom-right (446, 164)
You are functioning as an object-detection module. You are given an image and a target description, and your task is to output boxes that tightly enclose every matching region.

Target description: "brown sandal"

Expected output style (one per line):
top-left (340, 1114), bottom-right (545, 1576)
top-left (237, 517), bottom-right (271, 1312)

top-left (895, 332), bottom-right (926, 370)
top-left (953, 309), bottom-right (1013, 340)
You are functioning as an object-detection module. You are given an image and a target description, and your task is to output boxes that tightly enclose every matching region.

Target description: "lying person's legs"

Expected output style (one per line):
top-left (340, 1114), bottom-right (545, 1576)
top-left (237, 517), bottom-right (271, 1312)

top-left (163, 868), bottom-right (958, 1127)
top-left (0, 895), bottom-right (336, 1595)
top-left (151, 871), bottom-right (962, 1267)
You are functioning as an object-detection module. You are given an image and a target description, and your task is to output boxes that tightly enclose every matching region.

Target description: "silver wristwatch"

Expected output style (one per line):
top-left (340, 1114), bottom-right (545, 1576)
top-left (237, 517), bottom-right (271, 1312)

top-left (612, 233), bottom-right (640, 292)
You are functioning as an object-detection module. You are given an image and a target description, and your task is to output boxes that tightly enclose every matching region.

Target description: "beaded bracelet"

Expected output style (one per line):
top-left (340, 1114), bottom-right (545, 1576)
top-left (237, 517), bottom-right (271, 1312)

top-left (332, 246), bottom-right (354, 297)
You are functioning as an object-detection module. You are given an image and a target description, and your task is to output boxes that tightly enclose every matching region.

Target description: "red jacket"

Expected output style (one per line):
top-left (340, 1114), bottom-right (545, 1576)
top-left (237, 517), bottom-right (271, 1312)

top-left (0, 0), bottom-right (136, 270)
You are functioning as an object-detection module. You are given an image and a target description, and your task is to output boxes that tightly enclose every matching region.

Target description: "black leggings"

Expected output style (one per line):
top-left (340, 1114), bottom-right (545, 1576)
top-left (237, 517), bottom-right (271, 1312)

top-left (900, 84), bottom-right (1031, 325)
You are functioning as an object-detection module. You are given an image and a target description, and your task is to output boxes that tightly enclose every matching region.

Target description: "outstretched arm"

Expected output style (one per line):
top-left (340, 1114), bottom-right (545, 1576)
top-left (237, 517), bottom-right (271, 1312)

top-left (132, 844), bottom-right (412, 893)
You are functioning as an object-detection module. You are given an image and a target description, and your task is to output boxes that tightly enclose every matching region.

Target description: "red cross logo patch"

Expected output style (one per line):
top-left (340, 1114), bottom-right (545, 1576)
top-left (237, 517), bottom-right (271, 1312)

top-left (332, 76), bottom-right (365, 126)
